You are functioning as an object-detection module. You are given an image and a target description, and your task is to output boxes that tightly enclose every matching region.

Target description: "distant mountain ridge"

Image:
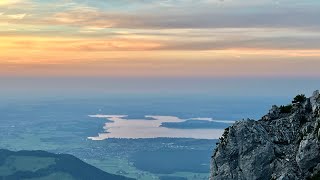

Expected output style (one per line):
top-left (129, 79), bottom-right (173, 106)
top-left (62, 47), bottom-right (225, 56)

top-left (160, 120), bottom-right (230, 129)
top-left (0, 149), bottom-right (134, 180)
top-left (211, 90), bottom-right (320, 180)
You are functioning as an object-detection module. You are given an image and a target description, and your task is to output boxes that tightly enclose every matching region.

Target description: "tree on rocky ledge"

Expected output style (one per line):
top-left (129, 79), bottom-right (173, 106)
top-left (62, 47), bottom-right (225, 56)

top-left (279, 104), bottom-right (293, 113)
top-left (292, 94), bottom-right (307, 104)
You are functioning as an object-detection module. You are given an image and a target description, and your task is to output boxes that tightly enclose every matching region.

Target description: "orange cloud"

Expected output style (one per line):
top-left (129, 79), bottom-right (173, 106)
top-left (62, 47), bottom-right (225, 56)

top-left (0, 36), bottom-right (163, 53)
top-left (0, 0), bottom-right (21, 6)
top-left (1, 46), bottom-right (320, 78)
top-left (1, 34), bottom-right (320, 78)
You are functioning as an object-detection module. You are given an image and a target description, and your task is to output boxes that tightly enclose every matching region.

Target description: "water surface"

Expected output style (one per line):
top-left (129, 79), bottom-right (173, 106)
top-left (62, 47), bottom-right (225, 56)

top-left (88, 115), bottom-right (231, 140)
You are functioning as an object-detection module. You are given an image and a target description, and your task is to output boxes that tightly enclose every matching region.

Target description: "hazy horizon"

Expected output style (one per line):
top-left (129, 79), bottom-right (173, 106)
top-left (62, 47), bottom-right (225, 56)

top-left (1, 77), bottom-right (319, 98)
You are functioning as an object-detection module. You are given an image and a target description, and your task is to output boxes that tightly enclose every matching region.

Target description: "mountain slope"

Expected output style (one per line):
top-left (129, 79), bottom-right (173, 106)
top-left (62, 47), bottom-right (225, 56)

top-left (211, 90), bottom-right (320, 180)
top-left (0, 149), bottom-right (134, 180)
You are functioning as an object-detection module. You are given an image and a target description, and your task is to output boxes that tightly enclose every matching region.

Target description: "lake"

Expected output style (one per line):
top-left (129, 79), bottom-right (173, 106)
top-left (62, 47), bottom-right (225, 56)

top-left (88, 115), bottom-right (232, 139)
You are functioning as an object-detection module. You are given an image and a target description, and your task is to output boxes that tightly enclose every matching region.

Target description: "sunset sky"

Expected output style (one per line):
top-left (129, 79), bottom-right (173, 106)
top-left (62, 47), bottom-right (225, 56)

top-left (1, 0), bottom-right (320, 95)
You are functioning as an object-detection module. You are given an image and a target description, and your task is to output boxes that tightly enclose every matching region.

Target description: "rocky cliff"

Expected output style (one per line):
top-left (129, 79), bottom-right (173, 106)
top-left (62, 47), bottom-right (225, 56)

top-left (211, 90), bottom-right (320, 180)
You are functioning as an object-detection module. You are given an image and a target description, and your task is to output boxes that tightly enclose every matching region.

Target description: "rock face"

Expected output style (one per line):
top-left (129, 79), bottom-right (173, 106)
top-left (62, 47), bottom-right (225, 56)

top-left (211, 90), bottom-right (320, 180)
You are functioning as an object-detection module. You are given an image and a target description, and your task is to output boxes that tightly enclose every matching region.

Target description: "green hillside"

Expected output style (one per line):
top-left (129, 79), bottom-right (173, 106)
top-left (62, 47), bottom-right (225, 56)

top-left (0, 149), bottom-right (134, 180)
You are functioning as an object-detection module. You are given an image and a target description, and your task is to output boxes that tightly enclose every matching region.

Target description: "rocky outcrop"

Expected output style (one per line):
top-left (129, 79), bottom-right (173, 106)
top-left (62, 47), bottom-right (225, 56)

top-left (211, 90), bottom-right (320, 180)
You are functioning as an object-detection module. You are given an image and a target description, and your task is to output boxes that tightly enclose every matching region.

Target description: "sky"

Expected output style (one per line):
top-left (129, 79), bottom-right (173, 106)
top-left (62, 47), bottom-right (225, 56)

top-left (0, 0), bottom-right (320, 95)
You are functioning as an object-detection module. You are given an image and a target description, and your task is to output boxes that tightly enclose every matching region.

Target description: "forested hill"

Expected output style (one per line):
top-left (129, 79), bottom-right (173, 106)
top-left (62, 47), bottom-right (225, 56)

top-left (0, 149), bottom-right (134, 180)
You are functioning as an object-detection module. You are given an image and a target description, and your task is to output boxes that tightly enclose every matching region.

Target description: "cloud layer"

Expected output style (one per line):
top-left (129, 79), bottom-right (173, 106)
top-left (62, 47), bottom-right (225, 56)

top-left (0, 0), bottom-right (319, 77)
